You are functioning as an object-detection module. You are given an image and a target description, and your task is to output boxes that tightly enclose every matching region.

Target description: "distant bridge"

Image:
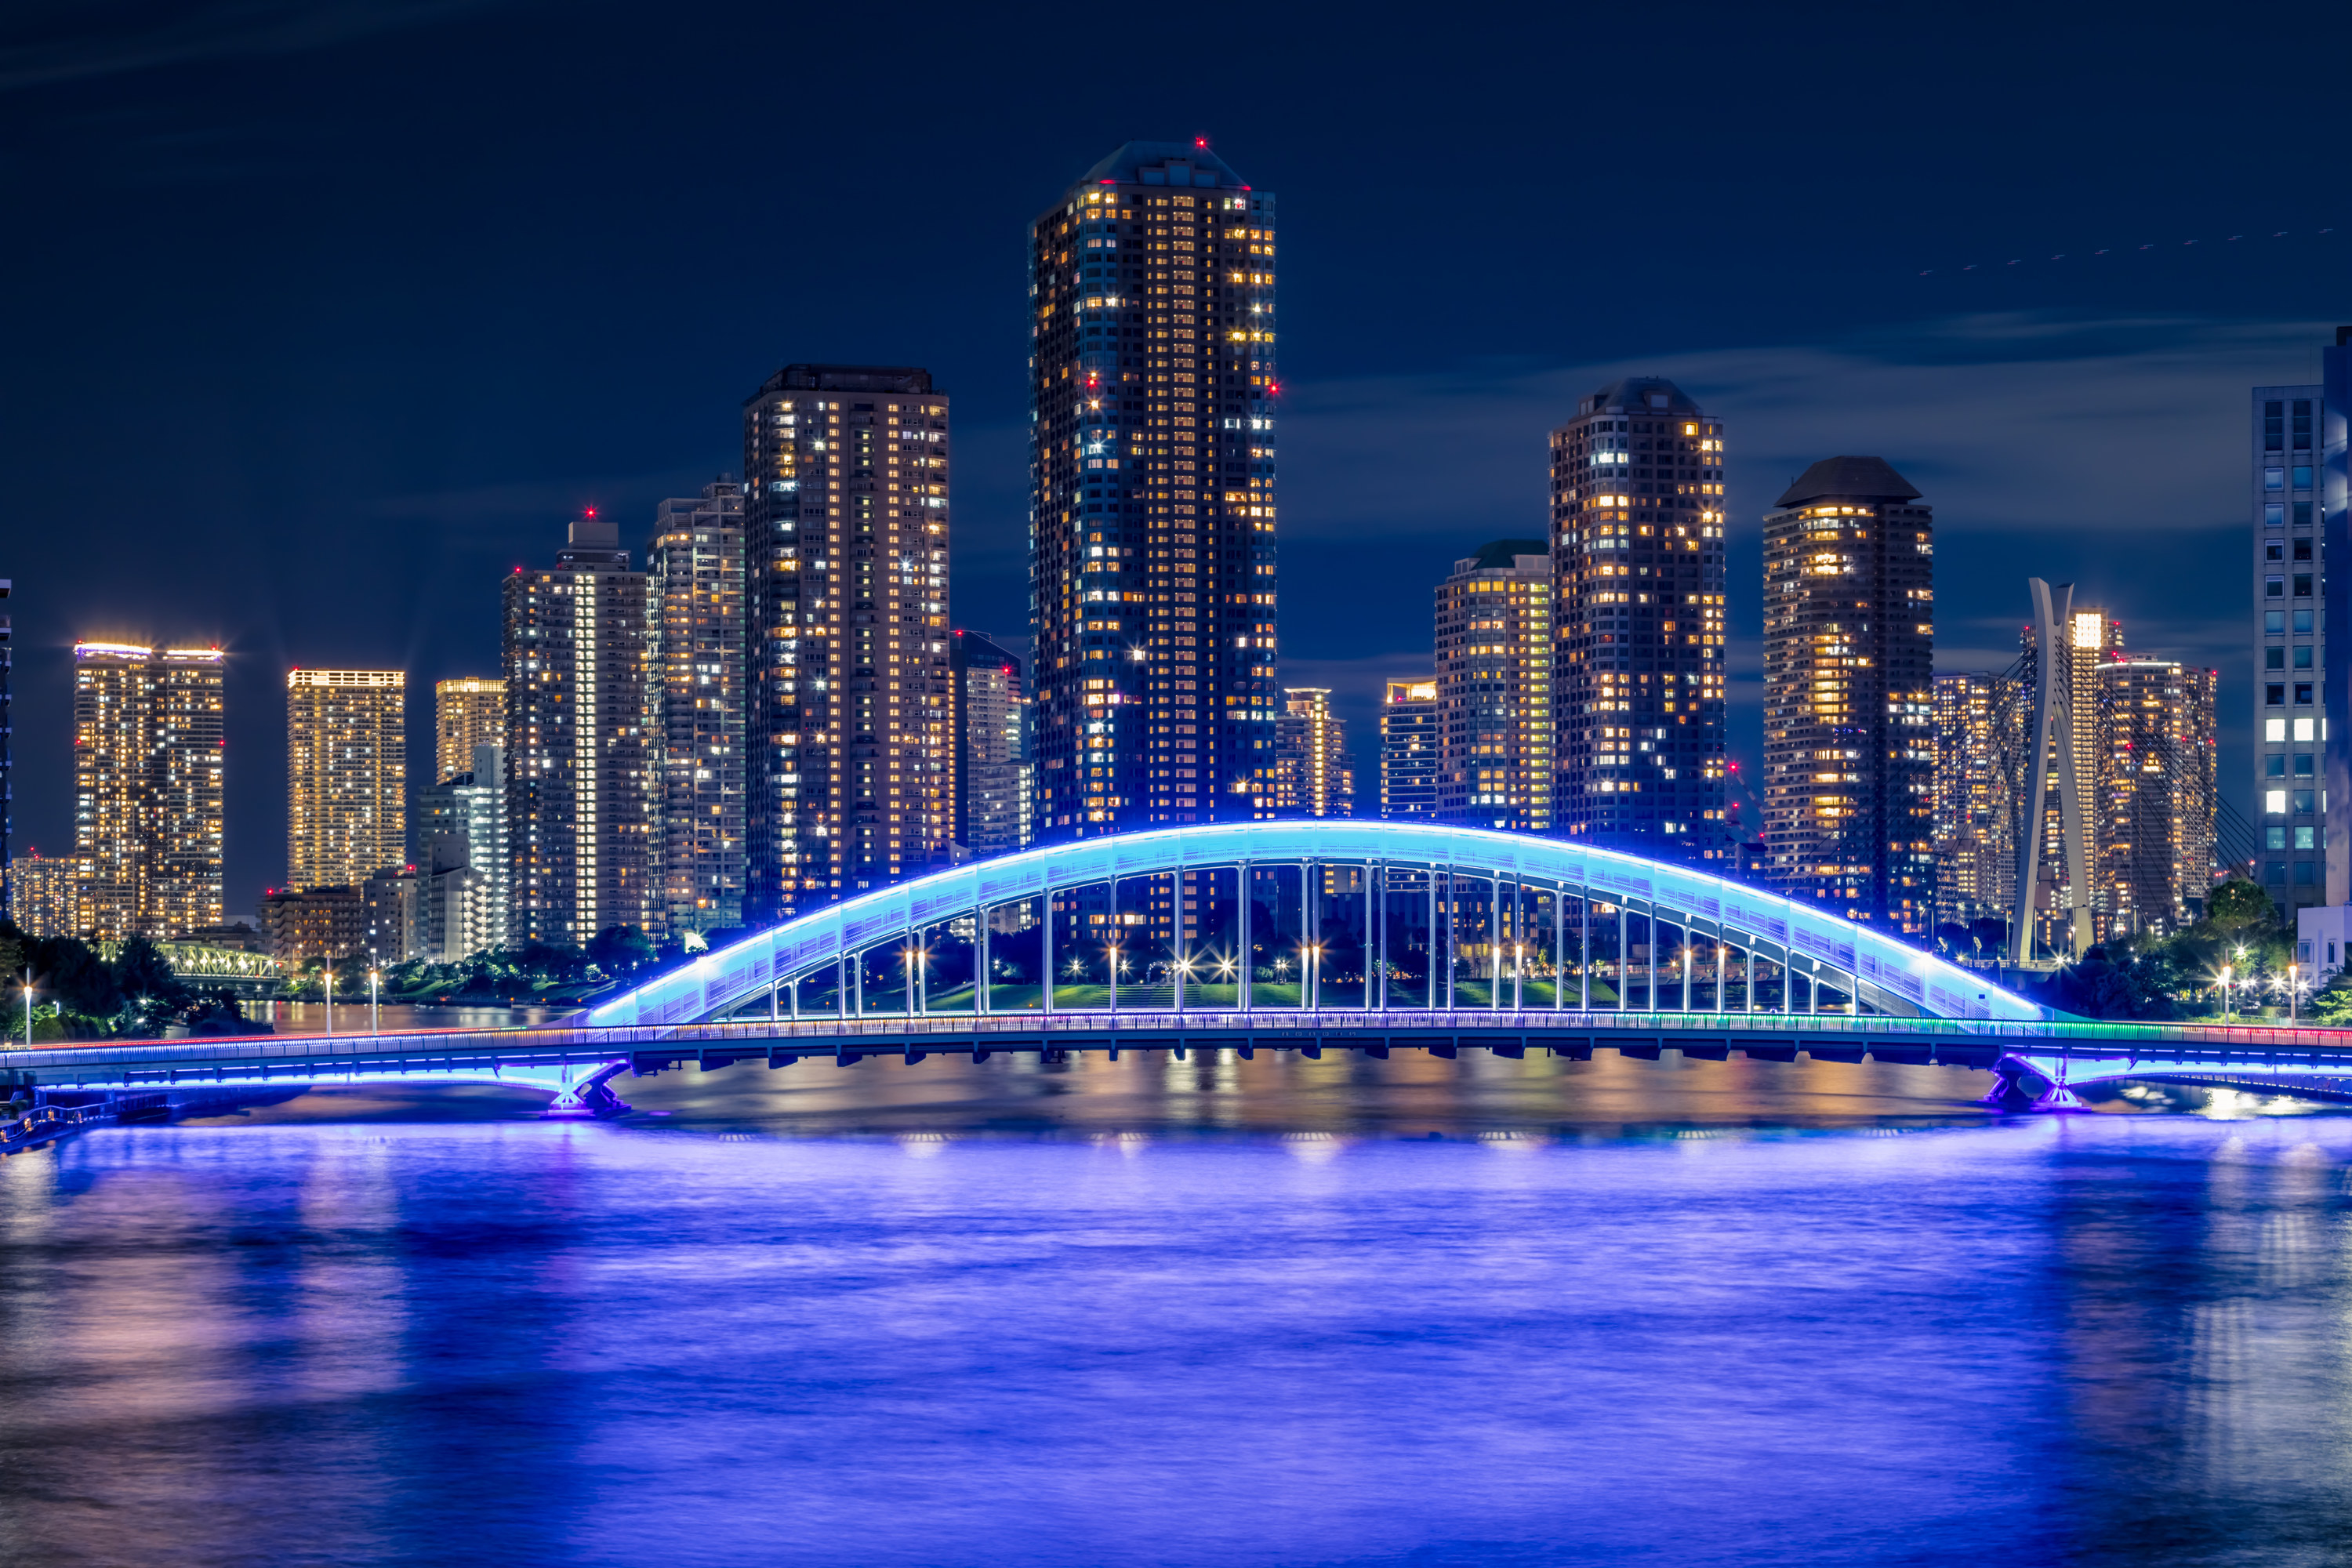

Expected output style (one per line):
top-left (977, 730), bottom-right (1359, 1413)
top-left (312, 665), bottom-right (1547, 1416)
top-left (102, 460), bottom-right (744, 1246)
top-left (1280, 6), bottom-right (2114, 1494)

top-left (98, 939), bottom-right (284, 1000)
top-left (6, 824), bottom-right (2346, 1113)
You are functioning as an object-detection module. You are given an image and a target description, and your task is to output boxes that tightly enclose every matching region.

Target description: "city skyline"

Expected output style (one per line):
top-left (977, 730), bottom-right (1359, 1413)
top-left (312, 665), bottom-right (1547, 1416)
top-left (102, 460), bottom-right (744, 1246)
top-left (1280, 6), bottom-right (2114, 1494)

top-left (4, 119), bottom-right (2333, 931)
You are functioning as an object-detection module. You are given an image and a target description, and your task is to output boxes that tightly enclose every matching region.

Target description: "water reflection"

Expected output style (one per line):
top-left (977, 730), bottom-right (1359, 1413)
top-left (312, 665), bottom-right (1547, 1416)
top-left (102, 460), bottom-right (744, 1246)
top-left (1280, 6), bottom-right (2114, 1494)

top-left (2, 1070), bottom-right (2351, 1563)
top-left (601, 1049), bottom-right (2018, 1141)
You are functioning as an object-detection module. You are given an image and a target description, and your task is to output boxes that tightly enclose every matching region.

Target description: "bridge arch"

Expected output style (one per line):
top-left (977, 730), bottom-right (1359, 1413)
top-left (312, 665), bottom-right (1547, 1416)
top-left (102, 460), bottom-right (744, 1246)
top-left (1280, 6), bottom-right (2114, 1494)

top-left (590, 822), bottom-right (2047, 1029)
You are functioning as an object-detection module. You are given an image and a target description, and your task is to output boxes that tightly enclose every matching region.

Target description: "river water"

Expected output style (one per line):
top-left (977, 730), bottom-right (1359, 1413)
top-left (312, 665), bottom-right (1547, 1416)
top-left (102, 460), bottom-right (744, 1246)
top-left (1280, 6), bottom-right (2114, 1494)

top-left (4, 1054), bottom-right (2351, 1566)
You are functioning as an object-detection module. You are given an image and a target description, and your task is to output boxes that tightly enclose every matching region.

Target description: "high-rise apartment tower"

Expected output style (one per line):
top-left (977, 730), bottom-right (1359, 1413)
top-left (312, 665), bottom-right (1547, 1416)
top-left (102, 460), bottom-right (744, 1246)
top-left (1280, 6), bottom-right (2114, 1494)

top-left (413, 744), bottom-right (507, 960)
top-left (2252, 353), bottom-right (2350, 910)
top-left (72, 641), bottom-right (225, 938)
top-left (2099, 656), bottom-right (2217, 935)
top-left (951, 630), bottom-right (1030, 861)
top-left (286, 668), bottom-right (406, 891)
top-left (742, 365), bottom-right (953, 920)
top-left (1761, 457), bottom-right (1934, 937)
top-left (503, 512), bottom-right (655, 948)
top-left (1273, 687), bottom-right (1351, 818)
top-left (1379, 678), bottom-right (1439, 821)
top-left (1029, 140), bottom-right (1280, 839)
top-left (648, 479), bottom-right (746, 935)
top-left (1549, 379), bottom-right (1729, 860)
top-left (435, 677), bottom-right (506, 784)
top-left (1434, 541), bottom-right (1552, 831)
top-left (1931, 670), bottom-right (2009, 932)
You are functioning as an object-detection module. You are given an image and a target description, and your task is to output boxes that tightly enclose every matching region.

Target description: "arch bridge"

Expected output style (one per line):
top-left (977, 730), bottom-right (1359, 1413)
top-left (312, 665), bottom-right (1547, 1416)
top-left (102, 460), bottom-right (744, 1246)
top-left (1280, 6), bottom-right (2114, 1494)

top-left (591, 821), bottom-right (2038, 1029)
top-left (9, 824), bottom-right (2352, 1115)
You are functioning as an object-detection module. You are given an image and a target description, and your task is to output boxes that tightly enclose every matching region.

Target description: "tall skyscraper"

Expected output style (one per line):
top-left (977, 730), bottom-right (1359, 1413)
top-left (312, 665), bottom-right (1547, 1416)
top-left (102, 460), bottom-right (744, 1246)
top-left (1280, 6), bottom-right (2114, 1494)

top-left (2099, 656), bottom-right (2218, 935)
top-left (2017, 606), bottom-right (2119, 955)
top-left (1028, 140), bottom-right (1280, 840)
top-left (2252, 360), bottom-right (2345, 911)
top-left (286, 668), bottom-right (407, 891)
top-left (1379, 678), bottom-right (1439, 821)
top-left (503, 512), bottom-right (655, 948)
top-left (1931, 670), bottom-right (2010, 932)
top-left (72, 641), bottom-right (225, 938)
top-left (1761, 457), bottom-right (1934, 937)
top-left (648, 479), bottom-right (746, 936)
top-left (951, 630), bottom-right (1030, 861)
top-left (1273, 687), bottom-right (1351, 818)
top-left (1434, 541), bottom-right (1552, 832)
top-left (742, 366), bottom-right (953, 920)
top-left (1549, 378), bottom-right (1730, 860)
top-left (434, 677), bottom-right (506, 784)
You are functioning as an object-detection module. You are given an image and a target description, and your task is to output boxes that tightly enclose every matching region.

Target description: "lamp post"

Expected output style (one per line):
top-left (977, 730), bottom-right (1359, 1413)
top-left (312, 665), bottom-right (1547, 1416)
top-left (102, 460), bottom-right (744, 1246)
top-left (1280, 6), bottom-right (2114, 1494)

top-left (323, 956), bottom-right (333, 1036)
top-left (369, 967), bottom-right (381, 1035)
top-left (2219, 964), bottom-right (2233, 1022)
top-left (20, 969), bottom-right (31, 1048)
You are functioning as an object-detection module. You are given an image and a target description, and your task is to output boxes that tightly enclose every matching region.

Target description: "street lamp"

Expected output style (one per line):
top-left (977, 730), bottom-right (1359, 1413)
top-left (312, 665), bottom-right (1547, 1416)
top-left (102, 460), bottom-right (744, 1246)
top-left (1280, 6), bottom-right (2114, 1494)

top-left (20, 968), bottom-right (31, 1049)
top-left (323, 956), bottom-right (334, 1036)
top-left (370, 967), bottom-right (381, 1035)
top-left (2218, 964), bottom-right (2234, 1022)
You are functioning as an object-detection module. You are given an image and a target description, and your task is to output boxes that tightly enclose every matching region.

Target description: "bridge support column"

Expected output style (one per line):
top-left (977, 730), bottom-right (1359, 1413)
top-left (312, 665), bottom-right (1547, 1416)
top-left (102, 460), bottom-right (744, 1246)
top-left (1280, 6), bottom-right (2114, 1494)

top-left (1681, 920), bottom-right (1692, 1013)
top-left (1044, 891), bottom-right (1055, 1015)
top-left (1490, 876), bottom-right (1502, 1012)
top-left (978, 909), bottom-right (992, 1016)
top-left (1372, 862), bottom-right (1385, 1012)
top-left (1747, 948), bottom-right (1755, 1013)
top-left (1553, 884), bottom-right (1565, 1013)
top-left (1579, 893), bottom-right (1590, 1012)
top-left (1240, 861), bottom-right (1253, 1012)
top-left (1648, 907), bottom-right (1658, 1015)
top-left (1428, 873), bottom-right (1439, 1010)
top-left (528, 1062), bottom-right (631, 1120)
top-left (1172, 875), bottom-right (1186, 1014)
top-left (1982, 1055), bottom-right (2084, 1112)
top-left (1617, 906), bottom-right (1628, 1012)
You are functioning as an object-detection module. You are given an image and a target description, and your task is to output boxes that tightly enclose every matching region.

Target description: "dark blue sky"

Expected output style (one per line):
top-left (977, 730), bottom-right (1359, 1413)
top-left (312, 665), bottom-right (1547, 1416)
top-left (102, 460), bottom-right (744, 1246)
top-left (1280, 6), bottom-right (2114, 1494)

top-left (3, 0), bottom-right (2342, 913)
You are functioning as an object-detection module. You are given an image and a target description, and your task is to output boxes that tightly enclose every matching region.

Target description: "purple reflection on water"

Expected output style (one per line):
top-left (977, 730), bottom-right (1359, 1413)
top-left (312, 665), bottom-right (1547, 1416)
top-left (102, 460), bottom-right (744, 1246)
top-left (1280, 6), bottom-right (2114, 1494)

top-left (0, 1062), bottom-right (2349, 1565)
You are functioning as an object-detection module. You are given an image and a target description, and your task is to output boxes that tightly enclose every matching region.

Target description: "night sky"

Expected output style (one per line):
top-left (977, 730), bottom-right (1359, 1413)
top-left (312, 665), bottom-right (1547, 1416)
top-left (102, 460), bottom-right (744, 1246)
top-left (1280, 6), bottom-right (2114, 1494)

top-left (4, 0), bottom-right (2343, 917)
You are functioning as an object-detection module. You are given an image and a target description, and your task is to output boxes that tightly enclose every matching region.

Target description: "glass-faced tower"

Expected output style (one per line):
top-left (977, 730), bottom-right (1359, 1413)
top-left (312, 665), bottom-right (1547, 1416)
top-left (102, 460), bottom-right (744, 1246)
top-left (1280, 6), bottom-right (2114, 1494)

top-left (1029, 140), bottom-right (1279, 838)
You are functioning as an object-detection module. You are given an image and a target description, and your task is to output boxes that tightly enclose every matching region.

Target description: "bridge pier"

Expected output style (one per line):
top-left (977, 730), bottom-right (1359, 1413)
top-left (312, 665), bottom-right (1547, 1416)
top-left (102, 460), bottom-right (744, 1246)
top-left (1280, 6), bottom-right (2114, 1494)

top-left (523, 1062), bottom-right (632, 1119)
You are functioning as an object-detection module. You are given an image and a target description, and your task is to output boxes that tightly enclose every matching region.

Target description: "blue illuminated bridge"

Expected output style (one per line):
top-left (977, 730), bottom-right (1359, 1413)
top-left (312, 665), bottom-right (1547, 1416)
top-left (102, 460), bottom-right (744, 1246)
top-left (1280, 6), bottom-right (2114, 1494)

top-left (6, 822), bottom-right (2350, 1115)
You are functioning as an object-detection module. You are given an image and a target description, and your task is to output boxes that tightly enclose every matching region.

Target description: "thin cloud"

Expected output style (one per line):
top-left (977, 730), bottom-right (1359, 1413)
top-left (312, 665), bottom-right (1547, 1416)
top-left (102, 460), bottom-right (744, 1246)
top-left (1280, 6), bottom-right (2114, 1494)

top-left (1278, 312), bottom-right (2323, 544)
top-left (0, 0), bottom-right (506, 92)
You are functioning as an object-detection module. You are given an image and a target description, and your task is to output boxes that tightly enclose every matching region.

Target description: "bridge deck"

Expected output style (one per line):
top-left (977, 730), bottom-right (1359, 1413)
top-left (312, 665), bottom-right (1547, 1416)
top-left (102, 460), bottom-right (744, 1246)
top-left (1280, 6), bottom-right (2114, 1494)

top-left (4, 1008), bottom-right (2352, 1090)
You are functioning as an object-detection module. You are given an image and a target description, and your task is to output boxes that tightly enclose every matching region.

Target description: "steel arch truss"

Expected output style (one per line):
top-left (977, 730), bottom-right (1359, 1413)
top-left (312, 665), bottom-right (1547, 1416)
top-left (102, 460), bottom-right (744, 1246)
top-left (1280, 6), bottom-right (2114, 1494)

top-left (590, 822), bottom-right (2048, 1029)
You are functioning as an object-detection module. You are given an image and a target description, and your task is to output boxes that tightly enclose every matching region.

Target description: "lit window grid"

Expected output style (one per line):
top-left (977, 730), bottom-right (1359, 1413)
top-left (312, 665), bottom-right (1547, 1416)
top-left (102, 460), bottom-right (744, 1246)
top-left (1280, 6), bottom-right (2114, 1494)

top-left (741, 377), bottom-right (954, 916)
top-left (1029, 157), bottom-right (1279, 840)
top-left (1546, 401), bottom-right (1730, 858)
